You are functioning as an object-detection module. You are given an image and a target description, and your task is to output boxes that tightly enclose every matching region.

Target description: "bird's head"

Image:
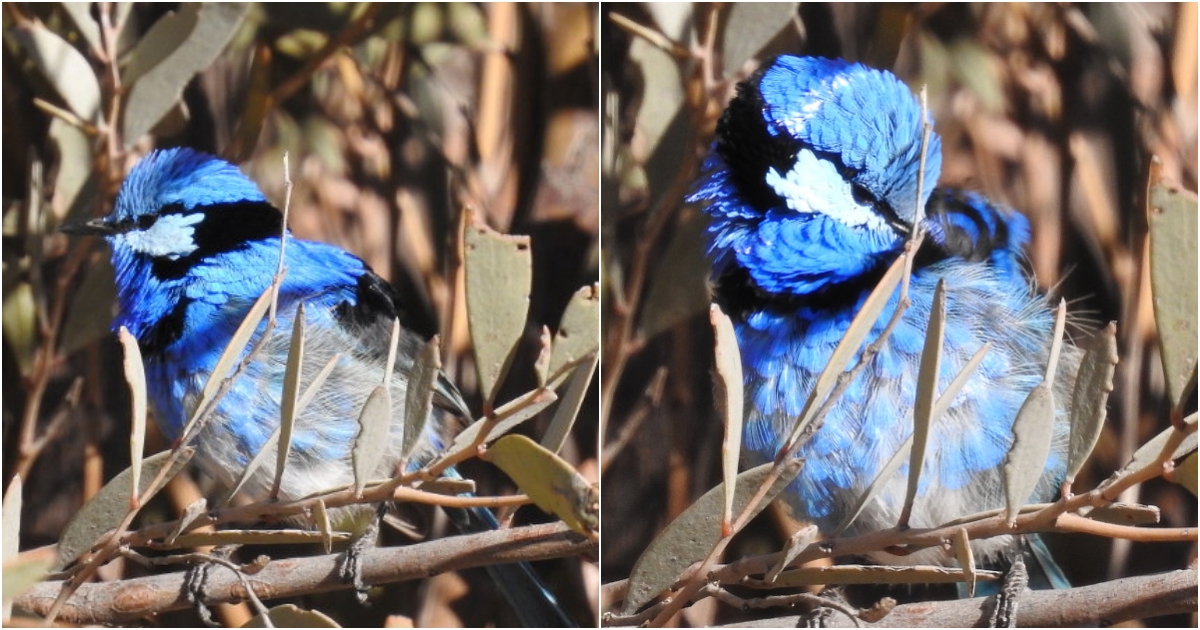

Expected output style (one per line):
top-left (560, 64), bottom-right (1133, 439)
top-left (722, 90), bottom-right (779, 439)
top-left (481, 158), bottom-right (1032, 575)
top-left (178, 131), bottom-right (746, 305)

top-left (692, 55), bottom-right (942, 297)
top-left (62, 148), bottom-right (283, 275)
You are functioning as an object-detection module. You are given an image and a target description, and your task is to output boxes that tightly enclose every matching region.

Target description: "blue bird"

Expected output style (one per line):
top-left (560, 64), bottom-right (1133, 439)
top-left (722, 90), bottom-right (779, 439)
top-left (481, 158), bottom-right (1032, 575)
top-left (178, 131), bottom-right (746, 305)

top-left (63, 147), bottom-right (575, 626)
top-left (690, 56), bottom-right (1075, 578)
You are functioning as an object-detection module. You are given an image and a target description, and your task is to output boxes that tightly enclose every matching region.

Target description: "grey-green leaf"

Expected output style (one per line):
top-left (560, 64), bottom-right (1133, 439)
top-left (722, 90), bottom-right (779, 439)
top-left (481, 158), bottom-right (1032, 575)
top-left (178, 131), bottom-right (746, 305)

top-left (548, 284), bottom-right (600, 383)
top-left (56, 449), bottom-right (192, 570)
top-left (122, 3), bottom-right (250, 144)
top-left (904, 279), bottom-right (945, 525)
top-left (402, 338), bottom-right (440, 460)
top-left (621, 460), bottom-right (803, 615)
top-left (243, 604), bottom-right (340, 628)
top-left (352, 386), bottom-right (392, 497)
top-left (1065, 322), bottom-right (1118, 484)
top-left (1148, 179), bottom-right (1198, 408)
top-left (1002, 383), bottom-right (1056, 524)
top-left (7, 20), bottom-right (101, 122)
top-left (636, 210), bottom-right (711, 342)
top-left (721, 3), bottom-right (799, 77)
top-left (464, 220), bottom-right (531, 403)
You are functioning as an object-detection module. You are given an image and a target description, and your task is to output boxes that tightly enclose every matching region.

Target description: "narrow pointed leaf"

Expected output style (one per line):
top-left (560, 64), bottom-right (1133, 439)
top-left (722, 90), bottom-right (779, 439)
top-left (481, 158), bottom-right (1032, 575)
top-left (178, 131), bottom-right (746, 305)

top-left (839, 342), bottom-right (990, 534)
top-left (1065, 322), bottom-right (1118, 483)
top-left (273, 303), bottom-right (306, 500)
top-left (118, 327), bottom-right (147, 508)
top-left (903, 280), bottom-right (945, 525)
top-left (449, 390), bottom-right (558, 451)
top-left (403, 337), bottom-right (440, 460)
top-left (352, 386), bottom-right (392, 496)
top-left (543, 354), bottom-right (597, 454)
top-left (1002, 383), bottom-right (1055, 524)
top-left (784, 254), bottom-right (905, 452)
top-left (711, 304), bottom-right (744, 534)
top-left (185, 282), bottom-right (275, 438)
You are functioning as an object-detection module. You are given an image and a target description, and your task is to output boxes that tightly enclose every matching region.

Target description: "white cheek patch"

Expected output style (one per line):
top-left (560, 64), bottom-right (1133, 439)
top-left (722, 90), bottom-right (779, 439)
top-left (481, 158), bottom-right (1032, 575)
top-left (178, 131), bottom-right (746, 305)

top-left (765, 148), bottom-right (889, 232)
top-left (121, 212), bottom-right (205, 259)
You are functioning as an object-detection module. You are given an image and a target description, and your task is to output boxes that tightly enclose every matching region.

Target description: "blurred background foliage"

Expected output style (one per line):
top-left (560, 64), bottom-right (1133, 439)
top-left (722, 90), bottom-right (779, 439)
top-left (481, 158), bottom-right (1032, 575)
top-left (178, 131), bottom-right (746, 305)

top-left (601, 3), bottom-right (1196, 626)
top-left (3, 2), bottom-right (597, 626)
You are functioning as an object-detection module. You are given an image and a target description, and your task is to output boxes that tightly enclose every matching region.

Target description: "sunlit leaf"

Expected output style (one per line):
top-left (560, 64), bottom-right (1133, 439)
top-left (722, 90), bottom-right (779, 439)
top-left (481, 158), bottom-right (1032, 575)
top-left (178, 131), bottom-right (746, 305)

top-left (710, 304), bottom-right (743, 534)
top-left (1002, 383), bottom-right (1055, 524)
top-left (117, 327), bottom-right (147, 508)
top-left (242, 604), bottom-right (339, 628)
top-left (483, 435), bottom-right (597, 539)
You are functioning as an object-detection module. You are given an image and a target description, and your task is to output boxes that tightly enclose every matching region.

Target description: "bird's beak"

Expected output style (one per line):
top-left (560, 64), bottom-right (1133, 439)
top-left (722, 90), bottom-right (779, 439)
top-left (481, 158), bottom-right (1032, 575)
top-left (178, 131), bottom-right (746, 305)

top-left (59, 217), bottom-right (116, 236)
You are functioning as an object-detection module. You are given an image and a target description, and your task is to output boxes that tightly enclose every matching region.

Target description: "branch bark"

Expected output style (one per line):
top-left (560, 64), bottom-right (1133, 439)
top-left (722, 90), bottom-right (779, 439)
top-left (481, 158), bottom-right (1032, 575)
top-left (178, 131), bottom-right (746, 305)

top-left (715, 567), bottom-right (1197, 628)
top-left (14, 522), bottom-right (593, 625)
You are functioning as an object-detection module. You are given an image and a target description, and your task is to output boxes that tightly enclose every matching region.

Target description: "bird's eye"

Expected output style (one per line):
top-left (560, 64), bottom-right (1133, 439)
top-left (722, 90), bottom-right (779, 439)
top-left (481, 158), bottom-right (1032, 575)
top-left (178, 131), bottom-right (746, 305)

top-left (851, 184), bottom-right (875, 206)
top-left (136, 215), bottom-right (158, 230)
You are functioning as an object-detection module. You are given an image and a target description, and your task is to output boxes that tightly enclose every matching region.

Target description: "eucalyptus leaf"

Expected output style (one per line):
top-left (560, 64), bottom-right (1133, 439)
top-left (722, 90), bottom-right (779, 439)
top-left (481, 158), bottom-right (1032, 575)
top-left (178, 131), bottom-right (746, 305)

top-left (59, 254), bottom-right (116, 357)
top-left (2, 281), bottom-right (36, 377)
top-left (1065, 322), bottom-right (1118, 484)
top-left (464, 219), bottom-right (531, 403)
top-left (1148, 179), bottom-right (1198, 408)
top-left (548, 284), bottom-right (600, 383)
top-left (721, 3), bottom-right (799, 77)
top-left (122, 3), bottom-right (250, 144)
top-left (482, 435), bottom-right (597, 538)
top-left (449, 390), bottom-right (559, 451)
top-left (784, 254), bottom-right (906, 453)
top-left (402, 338), bottom-right (440, 460)
top-left (274, 304), bottom-right (306, 499)
top-left (904, 280), bottom-right (945, 524)
top-left (56, 449), bottom-right (193, 570)
top-left (7, 20), bottom-right (101, 122)
top-left (1002, 383), bottom-right (1056, 524)
top-left (710, 304), bottom-right (744, 533)
top-left (636, 210), bottom-right (711, 342)
top-left (621, 460), bottom-right (803, 614)
top-left (352, 386), bottom-right (392, 497)
top-left (3, 476), bottom-right (22, 562)
top-left (543, 354), bottom-right (597, 455)
top-left (243, 604), bottom-right (339, 628)
top-left (117, 327), bottom-right (148, 508)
